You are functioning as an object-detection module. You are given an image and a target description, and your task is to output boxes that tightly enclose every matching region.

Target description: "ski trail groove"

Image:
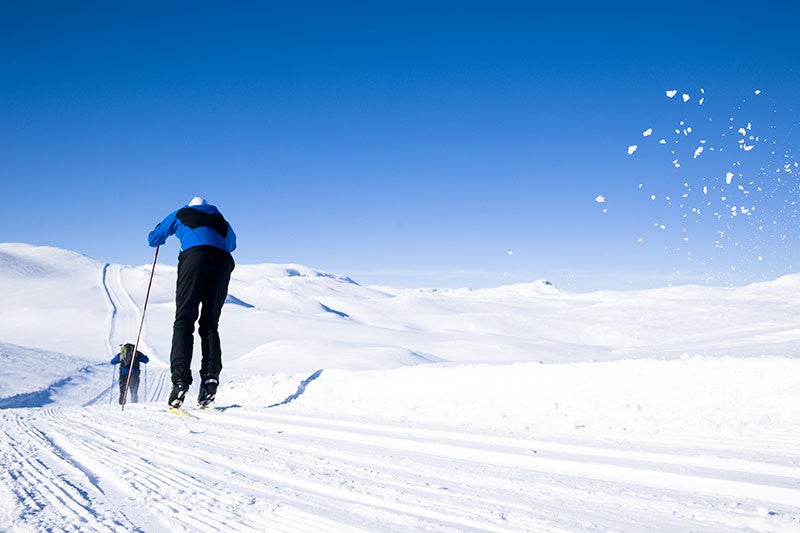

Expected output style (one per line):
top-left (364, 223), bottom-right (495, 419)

top-left (0, 410), bottom-right (136, 531)
top-left (99, 263), bottom-right (168, 405)
top-left (42, 407), bottom-right (549, 531)
top-left (49, 433), bottom-right (256, 529)
top-left (5, 404), bottom-right (799, 532)
top-left (35, 407), bottom-right (347, 532)
top-left (196, 409), bottom-right (800, 504)
top-left (99, 263), bottom-right (119, 358)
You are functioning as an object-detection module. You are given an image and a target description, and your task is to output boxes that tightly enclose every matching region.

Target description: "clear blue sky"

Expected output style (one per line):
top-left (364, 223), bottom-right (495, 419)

top-left (2, 1), bottom-right (798, 291)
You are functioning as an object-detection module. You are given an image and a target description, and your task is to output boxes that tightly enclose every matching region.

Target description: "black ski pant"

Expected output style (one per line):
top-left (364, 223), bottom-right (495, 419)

top-left (119, 372), bottom-right (140, 404)
top-left (170, 245), bottom-right (234, 387)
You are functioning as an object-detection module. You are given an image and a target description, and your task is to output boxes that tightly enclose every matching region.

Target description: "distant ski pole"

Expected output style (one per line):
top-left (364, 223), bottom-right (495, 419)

top-left (110, 364), bottom-right (117, 404)
top-left (121, 246), bottom-right (159, 410)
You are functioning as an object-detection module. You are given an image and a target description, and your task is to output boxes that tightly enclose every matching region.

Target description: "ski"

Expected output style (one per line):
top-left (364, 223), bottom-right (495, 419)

top-left (146, 404), bottom-right (230, 416)
top-left (168, 406), bottom-right (198, 418)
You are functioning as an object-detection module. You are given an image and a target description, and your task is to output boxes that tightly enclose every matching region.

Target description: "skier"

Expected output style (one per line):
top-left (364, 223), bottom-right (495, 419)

top-left (110, 343), bottom-right (150, 404)
top-left (148, 197), bottom-right (236, 408)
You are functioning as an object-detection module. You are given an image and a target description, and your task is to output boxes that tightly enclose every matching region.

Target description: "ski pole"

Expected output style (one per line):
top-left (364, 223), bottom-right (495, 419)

top-left (122, 246), bottom-right (159, 410)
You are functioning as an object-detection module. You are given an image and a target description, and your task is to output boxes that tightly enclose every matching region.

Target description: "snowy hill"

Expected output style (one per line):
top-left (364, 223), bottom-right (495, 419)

top-left (4, 242), bottom-right (800, 372)
top-left (1, 243), bottom-right (799, 531)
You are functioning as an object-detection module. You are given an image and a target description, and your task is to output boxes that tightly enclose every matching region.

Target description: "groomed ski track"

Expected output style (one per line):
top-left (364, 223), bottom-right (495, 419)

top-left (99, 262), bottom-right (170, 404)
top-left (100, 262), bottom-right (158, 360)
top-left (2, 404), bottom-right (799, 532)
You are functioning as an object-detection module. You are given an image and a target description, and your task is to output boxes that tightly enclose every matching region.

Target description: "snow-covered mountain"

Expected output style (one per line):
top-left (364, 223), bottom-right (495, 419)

top-left (1, 242), bottom-right (799, 531)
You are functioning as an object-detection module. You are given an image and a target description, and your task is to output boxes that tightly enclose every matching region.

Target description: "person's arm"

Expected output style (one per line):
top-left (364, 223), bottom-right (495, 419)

top-left (110, 354), bottom-right (119, 364)
top-left (148, 210), bottom-right (179, 247)
top-left (138, 353), bottom-right (150, 364)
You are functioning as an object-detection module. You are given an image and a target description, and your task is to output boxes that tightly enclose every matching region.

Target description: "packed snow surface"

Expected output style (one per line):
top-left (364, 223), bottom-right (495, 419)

top-left (1, 243), bottom-right (799, 531)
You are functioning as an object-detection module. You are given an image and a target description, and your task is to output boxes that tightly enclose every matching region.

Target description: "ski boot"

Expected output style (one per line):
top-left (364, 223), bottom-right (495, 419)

top-left (168, 383), bottom-right (189, 408)
top-left (197, 378), bottom-right (218, 408)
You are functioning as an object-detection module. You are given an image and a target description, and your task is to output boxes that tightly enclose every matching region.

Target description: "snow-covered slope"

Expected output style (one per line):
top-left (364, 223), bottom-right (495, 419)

top-left (0, 243), bottom-right (110, 357)
top-left (1, 243), bottom-right (799, 531)
top-left (4, 242), bottom-right (800, 377)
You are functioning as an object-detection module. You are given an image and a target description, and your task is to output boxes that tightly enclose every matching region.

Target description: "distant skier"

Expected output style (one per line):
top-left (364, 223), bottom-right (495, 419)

top-left (110, 343), bottom-right (150, 404)
top-left (148, 197), bottom-right (236, 408)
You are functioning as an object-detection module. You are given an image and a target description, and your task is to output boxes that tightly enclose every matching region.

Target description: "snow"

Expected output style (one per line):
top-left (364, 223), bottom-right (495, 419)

top-left (626, 88), bottom-right (799, 287)
top-left (627, 144), bottom-right (638, 155)
top-left (1, 243), bottom-right (800, 531)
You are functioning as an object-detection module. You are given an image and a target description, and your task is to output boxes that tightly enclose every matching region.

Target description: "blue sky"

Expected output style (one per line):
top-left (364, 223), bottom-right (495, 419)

top-left (2, 1), bottom-right (798, 291)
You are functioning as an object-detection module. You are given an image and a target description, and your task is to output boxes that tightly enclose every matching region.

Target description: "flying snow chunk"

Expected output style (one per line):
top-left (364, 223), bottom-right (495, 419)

top-left (627, 145), bottom-right (638, 155)
top-left (643, 128), bottom-right (653, 137)
top-left (755, 89), bottom-right (762, 95)
top-left (595, 195), bottom-right (606, 203)
top-left (682, 93), bottom-right (690, 102)
top-left (666, 90), bottom-right (678, 98)
top-left (507, 250), bottom-right (514, 256)
top-left (693, 146), bottom-right (704, 158)
top-left (726, 172), bottom-right (734, 184)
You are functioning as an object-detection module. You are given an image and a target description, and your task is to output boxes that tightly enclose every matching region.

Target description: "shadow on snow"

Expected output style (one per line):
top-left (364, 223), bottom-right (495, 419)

top-left (268, 369), bottom-right (324, 408)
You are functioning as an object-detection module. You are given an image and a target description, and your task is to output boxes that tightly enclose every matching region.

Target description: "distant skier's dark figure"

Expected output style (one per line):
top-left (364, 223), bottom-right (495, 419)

top-left (148, 197), bottom-right (236, 408)
top-left (110, 343), bottom-right (150, 404)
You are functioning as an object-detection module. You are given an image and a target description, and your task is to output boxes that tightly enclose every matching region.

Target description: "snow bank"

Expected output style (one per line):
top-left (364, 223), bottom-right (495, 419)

top-left (222, 356), bottom-right (800, 441)
top-left (0, 341), bottom-right (99, 408)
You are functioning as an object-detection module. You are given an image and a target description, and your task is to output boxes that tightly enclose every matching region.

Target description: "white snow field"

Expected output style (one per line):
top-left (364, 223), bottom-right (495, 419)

top-left (1, 242), bottom-right (799, 532)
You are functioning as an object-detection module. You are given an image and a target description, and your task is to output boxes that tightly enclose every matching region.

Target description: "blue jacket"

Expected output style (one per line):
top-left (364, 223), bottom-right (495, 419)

top-left (148, 203), bottom-right (236, 253)
top-left (110, 353), bottom-right (150, 375)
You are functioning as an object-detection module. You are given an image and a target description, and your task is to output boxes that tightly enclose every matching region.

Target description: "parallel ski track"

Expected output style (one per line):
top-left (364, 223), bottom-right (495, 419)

top-left (99, 263), bottom-right (120, 358)
top-left (99, 263), bottom-right (169, 405)
top-left (114, 264), bottom-right (159, 357)
top-left (3, 405), bottom-right (799, 532)
top-left (0, 410), bottom-right (139, 531)
top-left (145, 367), bottom-right (171, 404)
top-left (100, 263), bottom-right (157, 358)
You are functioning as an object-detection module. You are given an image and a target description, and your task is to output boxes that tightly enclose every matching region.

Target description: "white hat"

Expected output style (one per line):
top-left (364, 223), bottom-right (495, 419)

top-left (188, 196), bottom-right (208, 206)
